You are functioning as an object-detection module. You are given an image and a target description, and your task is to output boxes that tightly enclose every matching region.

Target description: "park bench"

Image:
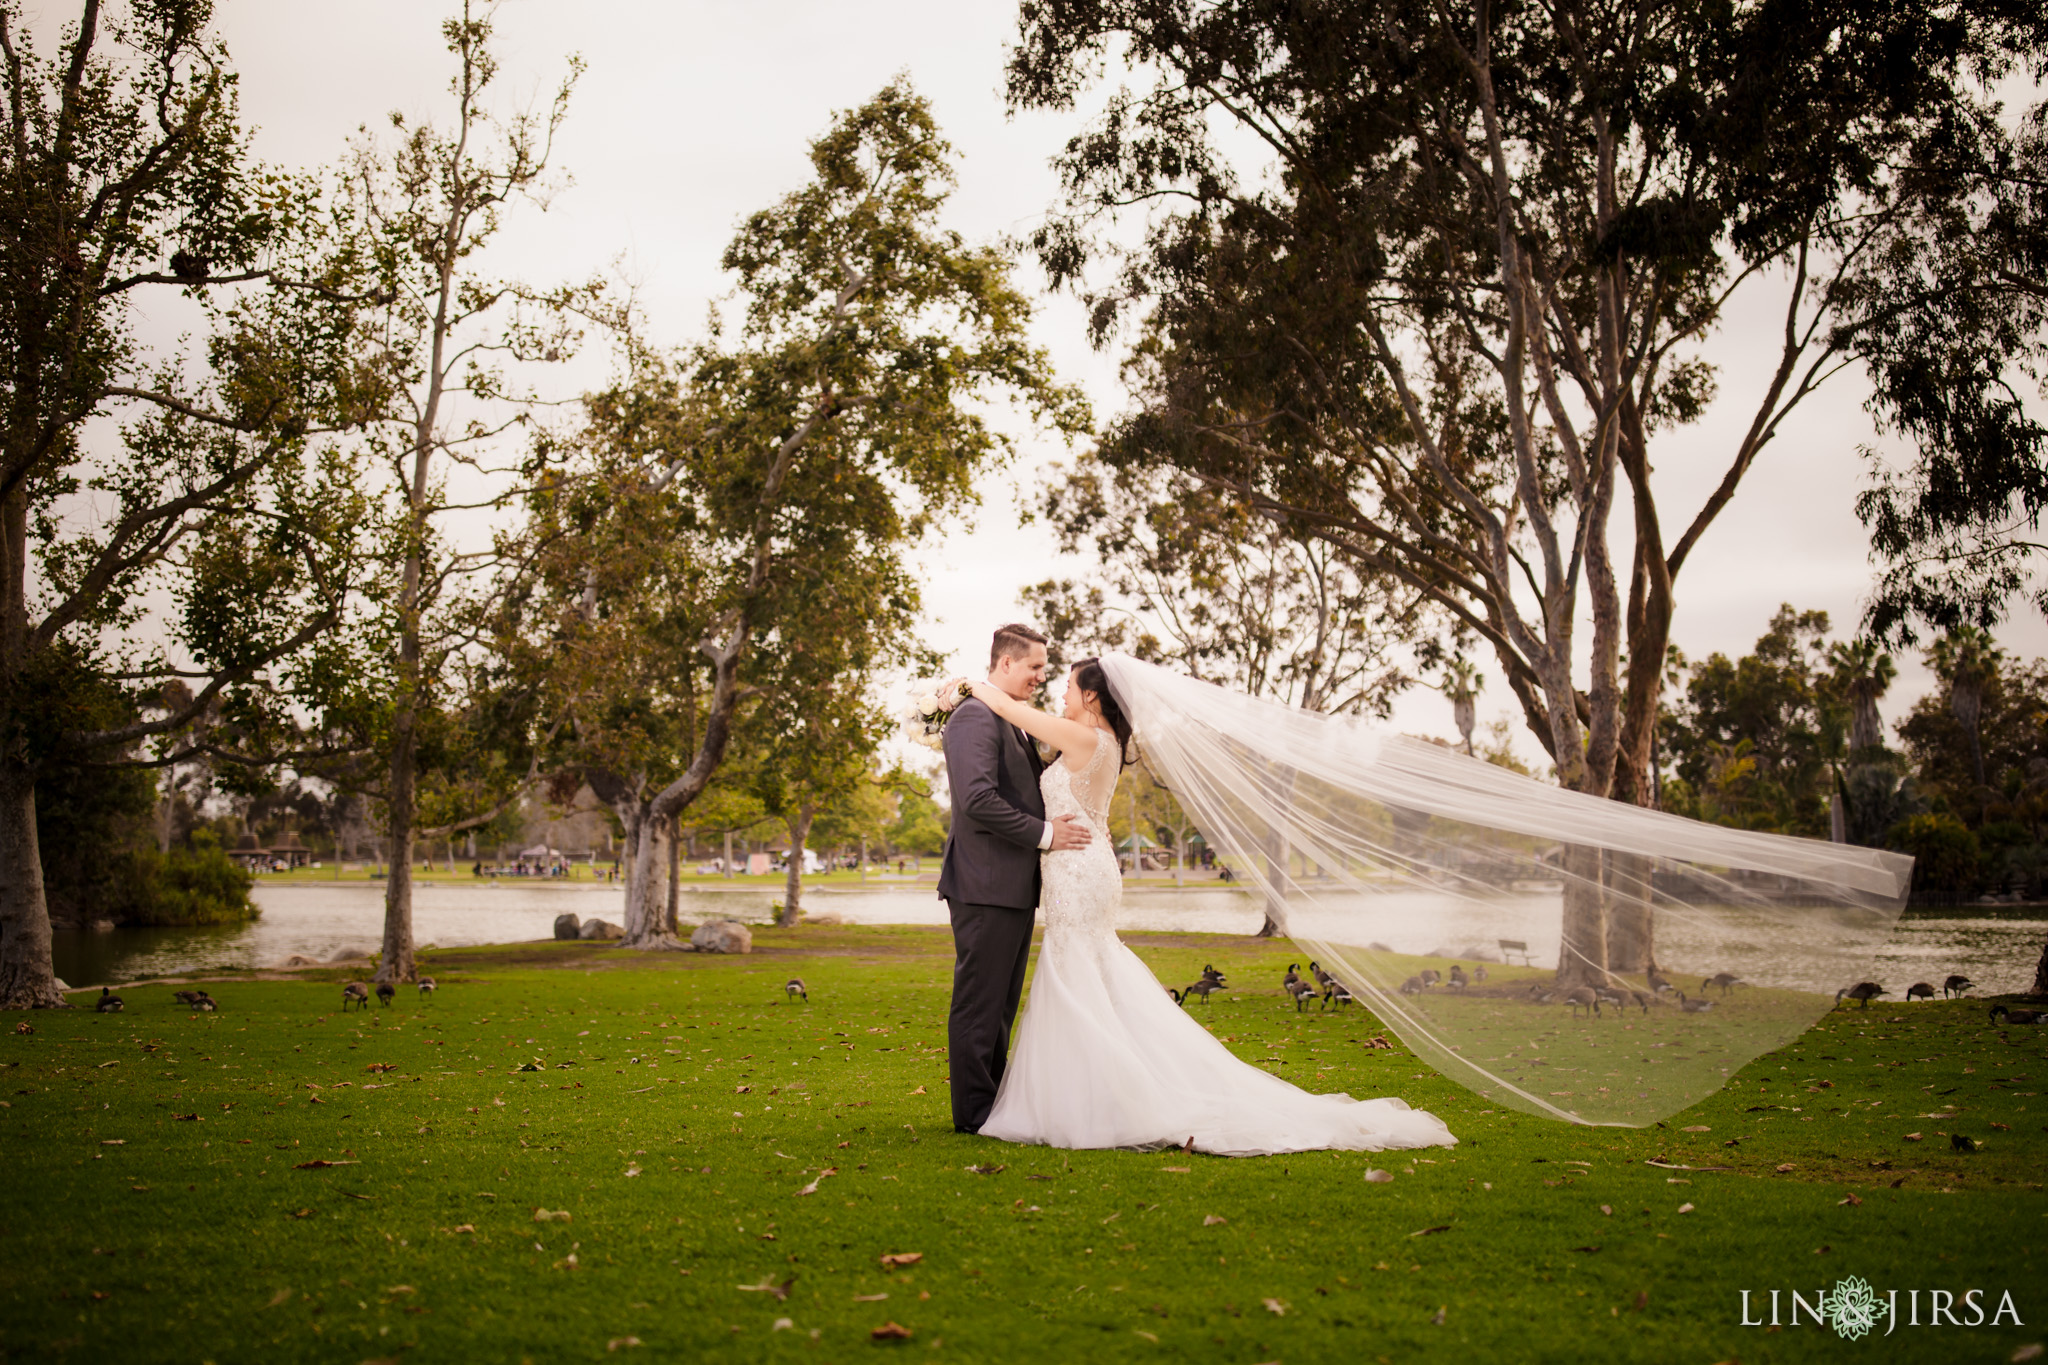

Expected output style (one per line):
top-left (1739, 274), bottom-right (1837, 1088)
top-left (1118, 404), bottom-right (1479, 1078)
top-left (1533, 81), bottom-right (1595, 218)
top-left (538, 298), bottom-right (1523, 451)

top-left (1498, 938), bottom-right (1533, 966)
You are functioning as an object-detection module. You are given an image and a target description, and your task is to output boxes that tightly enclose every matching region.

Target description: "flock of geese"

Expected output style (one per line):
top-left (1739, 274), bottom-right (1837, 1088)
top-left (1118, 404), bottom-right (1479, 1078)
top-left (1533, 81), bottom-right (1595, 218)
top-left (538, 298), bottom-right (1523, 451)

top-left (92, 986), bottom-right (219, 1013)
top-left (94, 979), bottom-right (442, 1013)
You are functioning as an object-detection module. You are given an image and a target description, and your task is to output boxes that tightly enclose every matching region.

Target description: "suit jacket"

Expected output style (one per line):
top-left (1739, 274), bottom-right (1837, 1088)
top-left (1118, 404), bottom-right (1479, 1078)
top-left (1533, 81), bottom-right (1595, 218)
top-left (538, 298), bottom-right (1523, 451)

top-left (936, 697), bottom-right (1047, 910)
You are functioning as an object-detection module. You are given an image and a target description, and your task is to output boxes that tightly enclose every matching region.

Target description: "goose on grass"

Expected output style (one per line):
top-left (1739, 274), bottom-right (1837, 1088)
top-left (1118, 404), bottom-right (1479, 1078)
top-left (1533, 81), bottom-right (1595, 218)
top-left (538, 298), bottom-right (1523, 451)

top-left (1835, 982), bottom-right (1888, 1009)
top-left (95, 987), bottom-right (122, 1013)
top-left (341, 982), bottom-right (369, 1011)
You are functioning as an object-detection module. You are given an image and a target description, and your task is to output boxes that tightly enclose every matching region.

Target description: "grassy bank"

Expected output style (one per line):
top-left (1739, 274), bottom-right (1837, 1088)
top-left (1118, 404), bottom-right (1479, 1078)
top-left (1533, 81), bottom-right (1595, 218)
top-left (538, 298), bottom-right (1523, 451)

top-left (2, 927), bottom-right (2042, 1363)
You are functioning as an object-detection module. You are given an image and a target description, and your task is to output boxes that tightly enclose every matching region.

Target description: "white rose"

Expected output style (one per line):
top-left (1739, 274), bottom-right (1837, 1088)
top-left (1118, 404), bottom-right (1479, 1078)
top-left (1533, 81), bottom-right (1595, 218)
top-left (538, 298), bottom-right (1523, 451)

top-left (913, 692), bottom-right (940, 714)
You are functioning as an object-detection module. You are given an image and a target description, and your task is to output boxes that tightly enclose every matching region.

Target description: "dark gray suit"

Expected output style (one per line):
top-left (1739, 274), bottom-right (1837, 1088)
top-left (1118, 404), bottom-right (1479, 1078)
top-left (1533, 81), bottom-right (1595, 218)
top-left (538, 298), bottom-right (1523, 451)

top-left (937, 697), bottom-right (1046, 1132)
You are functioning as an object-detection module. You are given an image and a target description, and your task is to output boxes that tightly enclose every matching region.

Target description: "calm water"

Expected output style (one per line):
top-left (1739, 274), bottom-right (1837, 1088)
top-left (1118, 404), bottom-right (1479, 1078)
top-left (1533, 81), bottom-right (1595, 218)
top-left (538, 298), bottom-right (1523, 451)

top-left (48, 878), bottom-right (2046, 997)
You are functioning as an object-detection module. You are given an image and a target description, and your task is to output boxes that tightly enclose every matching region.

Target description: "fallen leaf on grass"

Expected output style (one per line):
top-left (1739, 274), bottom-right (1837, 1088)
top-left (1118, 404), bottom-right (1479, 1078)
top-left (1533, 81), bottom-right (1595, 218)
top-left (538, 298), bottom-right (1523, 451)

top-left (736, 1276), bottom-right (794, 1301)
top-left (293, 1160), bottom-right (358, 1170)
top-left (1904, 1132), bottom-right (1923, 1141)
top-left (289, 1209), bottom-right (313, 1220)
top-left (606, 1337), bottom-right (640, 1351)
top-left (1203, 1215), bottom-right (1228, 1226)
top-left (1599, 1204), bottom-right (1613, 1216)
top-left (871, 1322), bottom-right (912, 1340)
top-left (734, 1085), bottom-right (750, 1094)
top-left (796, 1168), bottom-right (838, 1197)
top-left (96, 1060), bottom-right (117, 1069)
top-left (1410, 1225), bottom-right (1451, 1238)
top-left (1363, 1169), bottom-right (1394, 1183)
top-left (532, 1208), bottom-right (573, 1223)
top-left (879, 1253), bottom-right (923, 1270)
top-left (1776, 1163), bottom-right (1797, 1172)
top-left (772, 1317), bottom-right (793, 1331)
top-left (1134, 1330), bottom-right (1159, 1342)
top-left (100, 1140), bottom-right (124, 1146)
top-left (1573, 1246), bottom-right (1601, 1253)
top-left (1633, 1290), bottom-right (1650, 1311)
top-left (171, 1114), bottom-right (200, 1122)
top-left (1677, 1202), bottom-right (1696, 1213)
top-left (1681, 1125), bottom-right (1710, 1132)
top-left (910, 1085), bottom-right (926, 1095)
top-left (1262, 1298), bottom-right (1287, 1315)
top-left (365, 1063), bottom-right (397, 1073)
top-left (1838, 1193), bottom-right (1863, 1206)
top-left (1161, 1166), bottom-right (1190, 1174)
top-left (854, 1293), bottom-right (889, 1302)
top-left (452, 1224), bottom-right (474, 1234)
top-left (964, 1164), bottom-right (1005, 1176)
top-left (1430, 1306), bottom-right (1447, 1326)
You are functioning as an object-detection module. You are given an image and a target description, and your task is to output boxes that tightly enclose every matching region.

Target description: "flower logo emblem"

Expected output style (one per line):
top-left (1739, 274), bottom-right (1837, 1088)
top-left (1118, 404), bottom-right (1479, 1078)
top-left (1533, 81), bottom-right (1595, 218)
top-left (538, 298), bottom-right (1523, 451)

top-left (1827, 1275), bottom-right (1881, 1341)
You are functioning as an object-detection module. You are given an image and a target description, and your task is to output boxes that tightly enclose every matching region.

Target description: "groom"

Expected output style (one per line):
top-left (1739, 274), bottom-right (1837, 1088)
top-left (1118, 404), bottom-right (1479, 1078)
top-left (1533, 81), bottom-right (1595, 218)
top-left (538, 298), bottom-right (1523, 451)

top-left (937, 623), bottom-right (1092, 1134)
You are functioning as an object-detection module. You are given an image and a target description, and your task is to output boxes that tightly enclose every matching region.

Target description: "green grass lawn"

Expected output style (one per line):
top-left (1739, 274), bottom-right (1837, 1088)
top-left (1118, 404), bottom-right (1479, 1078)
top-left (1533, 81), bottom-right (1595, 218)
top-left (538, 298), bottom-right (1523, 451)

top-left (3, 927), bottom-right (2042, 1363)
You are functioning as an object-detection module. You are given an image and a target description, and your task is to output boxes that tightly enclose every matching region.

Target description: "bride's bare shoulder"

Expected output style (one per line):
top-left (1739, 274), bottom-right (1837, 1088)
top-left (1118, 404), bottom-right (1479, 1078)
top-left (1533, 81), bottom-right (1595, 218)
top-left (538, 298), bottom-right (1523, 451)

top-left (1058, 725), bottom-right (1106, 772)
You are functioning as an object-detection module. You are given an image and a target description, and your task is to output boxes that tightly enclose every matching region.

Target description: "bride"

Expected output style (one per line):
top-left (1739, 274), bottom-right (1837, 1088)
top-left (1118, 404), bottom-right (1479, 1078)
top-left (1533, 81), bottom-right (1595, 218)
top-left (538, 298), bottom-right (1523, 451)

top-left (943, 657), bottom-right (1456, 1157)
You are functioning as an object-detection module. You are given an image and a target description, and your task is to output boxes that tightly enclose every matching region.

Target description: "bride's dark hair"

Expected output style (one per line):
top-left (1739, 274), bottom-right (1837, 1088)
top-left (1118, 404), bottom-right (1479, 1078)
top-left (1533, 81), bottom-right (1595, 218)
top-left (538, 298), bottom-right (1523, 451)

top-left (1070, 657), bottom-right (1136, 767)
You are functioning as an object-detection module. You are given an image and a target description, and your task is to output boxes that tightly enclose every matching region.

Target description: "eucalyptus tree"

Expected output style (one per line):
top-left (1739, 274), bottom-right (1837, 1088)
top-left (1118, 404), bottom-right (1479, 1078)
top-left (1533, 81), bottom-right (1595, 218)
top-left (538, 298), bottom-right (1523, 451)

top-left (536, 82), bottom-right (1084, 948)
top-left (0, 0), bottom-right (368, 1007)
top-left (319, 3), bottom-right (589, 985)
top-left (1008, 0), bottom-right (2041, 983)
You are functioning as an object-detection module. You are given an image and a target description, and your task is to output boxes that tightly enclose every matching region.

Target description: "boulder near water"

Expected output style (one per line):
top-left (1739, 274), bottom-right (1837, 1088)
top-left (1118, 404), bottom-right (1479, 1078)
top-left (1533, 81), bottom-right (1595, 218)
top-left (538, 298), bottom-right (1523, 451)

top-left (578, 918), bottom-right (623, 941)
top-left (690, 920), bottom-right (753, 954)
top-left (552, 913), bottom-right (582, 941)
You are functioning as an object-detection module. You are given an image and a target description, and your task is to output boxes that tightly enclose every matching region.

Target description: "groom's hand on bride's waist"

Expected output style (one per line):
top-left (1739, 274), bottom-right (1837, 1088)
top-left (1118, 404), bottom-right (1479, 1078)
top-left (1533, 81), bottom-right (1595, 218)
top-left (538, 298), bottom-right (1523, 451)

top-left (1048, 814), bottom-right (1092, 851)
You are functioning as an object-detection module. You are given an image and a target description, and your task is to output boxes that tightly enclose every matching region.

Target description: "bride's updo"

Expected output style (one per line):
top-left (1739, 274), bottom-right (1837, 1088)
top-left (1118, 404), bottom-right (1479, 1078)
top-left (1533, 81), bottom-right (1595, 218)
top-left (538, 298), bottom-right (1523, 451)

top-left (1070, 656), bottom-right (1136, 767)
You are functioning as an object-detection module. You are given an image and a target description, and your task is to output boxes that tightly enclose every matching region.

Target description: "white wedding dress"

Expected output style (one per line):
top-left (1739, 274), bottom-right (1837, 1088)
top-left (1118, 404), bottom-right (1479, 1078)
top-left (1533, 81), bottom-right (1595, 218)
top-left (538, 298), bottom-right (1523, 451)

top-left (977, 727), bottom-right (1458, 1156)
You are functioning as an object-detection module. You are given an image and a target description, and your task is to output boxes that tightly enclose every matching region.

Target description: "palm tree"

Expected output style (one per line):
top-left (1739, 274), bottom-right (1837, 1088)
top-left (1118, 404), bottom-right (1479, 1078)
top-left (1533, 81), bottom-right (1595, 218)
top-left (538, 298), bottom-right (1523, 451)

top-left (1929, 628), bottom-right (2003, 793)
top-left (1443, 659), bottom-right (1482, 756)
top-left (1828, 639), bottom-right (1896, 755)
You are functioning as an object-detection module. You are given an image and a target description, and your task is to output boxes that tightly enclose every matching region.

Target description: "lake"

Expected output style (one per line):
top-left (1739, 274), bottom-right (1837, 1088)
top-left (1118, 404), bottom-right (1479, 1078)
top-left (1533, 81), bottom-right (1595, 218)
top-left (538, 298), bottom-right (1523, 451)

top-left (47, 879), bottom-right (2047, 998)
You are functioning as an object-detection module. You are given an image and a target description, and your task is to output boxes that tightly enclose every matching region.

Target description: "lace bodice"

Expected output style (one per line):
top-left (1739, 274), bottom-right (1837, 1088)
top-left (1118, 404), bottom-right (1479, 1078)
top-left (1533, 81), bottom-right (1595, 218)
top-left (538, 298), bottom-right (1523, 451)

top-left (1038, 727), bottom-right (1123, 939)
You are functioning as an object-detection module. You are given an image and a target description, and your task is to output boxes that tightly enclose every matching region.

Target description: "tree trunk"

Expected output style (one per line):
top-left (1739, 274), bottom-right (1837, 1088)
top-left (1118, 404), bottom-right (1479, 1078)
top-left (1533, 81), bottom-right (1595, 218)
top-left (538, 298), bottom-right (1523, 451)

top-left (621, 806), bottom-right (681, 948)
top-left (0, 764), bottom-right (65, 1008)
top-left (723, 829), bottom-right (734, 879)
top-left (1556, 843), bottom-right (1608, 988)
top-left (1603, 850), bottom-right (1657, 974)
top-left (377, 717), bottom-right (418, 985)
top-left (665, 815), bottom-right (681, 935)
top-left (2031, 938), bottom-right (2047, 996)
top-left (778, 807), bottom-right (814, 928)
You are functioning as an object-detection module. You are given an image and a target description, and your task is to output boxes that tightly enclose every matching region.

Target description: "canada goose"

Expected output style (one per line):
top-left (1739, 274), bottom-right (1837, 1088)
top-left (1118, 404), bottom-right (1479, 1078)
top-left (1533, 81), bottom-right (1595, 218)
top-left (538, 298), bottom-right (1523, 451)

top-left (1563, 986), bottom-right (1599, 1018)
top-left (1327, 980), bottom-right (1356, 1008)
top-left (1286, 978), bottom-right (1320, 1012)
top-left (1628, 989), bottom-right (1654, 1014)
top-left (1448, 965), bottom-right (1469, 991)
top-left (1989, 1005), bottom-right (2044, 1024)
top-left (1951, 1133), bottom-right (1978, 1153)
top-left (1182, 978), bottom-right (1227, 1005)
top-left (417, 976), bottom-right (437, 1002)
top-left (188, 991), bottom-right (217, 1012)
top-left (172, 989), bottom-right (200, 1006)
top-left (95, 987), bottom-right (123, 1013)
top-left (374, 982), bottom-right (395, 1008)
top-left (1677, 991), bottom-right (1715, 1013)
top-left (1944, 974), bottom-right (1975, 999)
top-left (1472, 965), bottom-right (1488, 983)
top-left (784, 978), bottom-right (808, 1003)
top-left (341, 982), bottom-right (369, 1011)
top-left (1168, 987), bottom-right (1186, 1006)
top-left (1282, 963), bottom-right (1304, 989)
top-left (1593, 985), bottom-right (1627, 1016)
top-left (1835, 982), bottom-right (1887, 1010)
top-left (1703, 972), bottom-right (1745, 997)
top-left (1905, 981), bottom-right (1935, 1002)
top-left (1647, 968), bottom-right (1674, 995)
top-left (1400, 976), bottom-right (1425, 996)
top-left (1418, 968), bottom-right (1442, 988)
top-left (1200, 963), bottom-right (1228, 986)
top-left (1525, 984), bottom-right (1558, 1005)
top-left (1310, 961), bottom-right (1335, 993)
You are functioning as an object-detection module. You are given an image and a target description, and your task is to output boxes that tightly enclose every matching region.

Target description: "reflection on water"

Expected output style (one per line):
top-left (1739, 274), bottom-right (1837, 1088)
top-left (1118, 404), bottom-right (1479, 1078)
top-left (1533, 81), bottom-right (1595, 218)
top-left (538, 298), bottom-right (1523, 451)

top-left (49, 880), bottom-right (2046, 1001)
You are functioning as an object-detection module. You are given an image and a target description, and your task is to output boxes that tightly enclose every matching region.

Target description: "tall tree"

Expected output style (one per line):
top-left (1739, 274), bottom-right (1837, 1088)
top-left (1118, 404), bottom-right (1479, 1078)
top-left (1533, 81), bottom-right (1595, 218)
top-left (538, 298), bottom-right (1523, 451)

top-left (0, 0), bottom-right (364, 1007)
top-left (1828, 638), bottom-right (1898, 756)
top-left (536, 82), bottom-right (1084, 948)
top-left (323, 3), bottom-right (586, 986)
top-left (1006, 0), bottom-right (2039, 983)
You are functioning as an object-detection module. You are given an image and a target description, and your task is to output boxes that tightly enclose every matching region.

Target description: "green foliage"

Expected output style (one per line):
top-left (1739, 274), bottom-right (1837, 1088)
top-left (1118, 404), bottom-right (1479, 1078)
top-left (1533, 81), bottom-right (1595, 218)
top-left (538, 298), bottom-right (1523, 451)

top-left (1885, 812), bottom-right (1983, 902)
top-left (35, 761), bottom-right (255, 928)
top-left (1896, 642), bottom-right (2048, 836)
top-left (115, 829), bottom-right (257, 927)
top-left (885, 783), bottom-right (947, 855)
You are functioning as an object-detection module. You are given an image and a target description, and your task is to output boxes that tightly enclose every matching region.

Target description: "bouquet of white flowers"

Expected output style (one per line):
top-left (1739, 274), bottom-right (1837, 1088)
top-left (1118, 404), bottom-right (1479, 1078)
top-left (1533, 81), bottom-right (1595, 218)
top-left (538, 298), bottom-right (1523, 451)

top-left (900, 679), bottom-right (972, 750)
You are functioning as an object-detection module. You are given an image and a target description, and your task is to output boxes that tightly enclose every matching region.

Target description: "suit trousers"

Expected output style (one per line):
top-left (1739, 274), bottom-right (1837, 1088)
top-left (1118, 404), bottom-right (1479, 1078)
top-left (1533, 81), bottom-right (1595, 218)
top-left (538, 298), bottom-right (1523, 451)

top-left (945, 898), bottom-right (1036, 1132)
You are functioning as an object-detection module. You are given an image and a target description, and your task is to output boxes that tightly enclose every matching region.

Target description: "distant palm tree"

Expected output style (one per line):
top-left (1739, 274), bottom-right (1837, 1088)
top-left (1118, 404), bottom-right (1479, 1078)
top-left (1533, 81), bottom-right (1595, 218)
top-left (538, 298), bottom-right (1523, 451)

top-left (1443, 659), bottom-right (1482, 756)
top-left (1929, 627), bottom-right (2003, 792)
top-left (1828, 638), bottom-right (1896, 754)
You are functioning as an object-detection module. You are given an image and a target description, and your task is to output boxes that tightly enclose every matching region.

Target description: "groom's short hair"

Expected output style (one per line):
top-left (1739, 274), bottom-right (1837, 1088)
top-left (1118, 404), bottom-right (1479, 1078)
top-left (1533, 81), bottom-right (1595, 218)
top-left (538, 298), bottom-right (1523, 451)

top-left (990, 623), bottom-right (1048, 670)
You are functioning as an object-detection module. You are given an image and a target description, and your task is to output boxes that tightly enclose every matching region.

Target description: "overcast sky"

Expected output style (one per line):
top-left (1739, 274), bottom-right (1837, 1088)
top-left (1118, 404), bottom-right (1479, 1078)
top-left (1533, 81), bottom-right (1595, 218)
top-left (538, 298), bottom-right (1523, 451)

top-left (199, 0), bottom-right (2044, 761)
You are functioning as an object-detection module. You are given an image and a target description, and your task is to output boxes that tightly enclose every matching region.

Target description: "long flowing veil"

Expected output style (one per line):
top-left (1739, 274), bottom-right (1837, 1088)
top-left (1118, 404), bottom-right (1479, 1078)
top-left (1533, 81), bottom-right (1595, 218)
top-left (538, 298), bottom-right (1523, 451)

top-left (1098, 653), bottom-right (1914, 1127)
